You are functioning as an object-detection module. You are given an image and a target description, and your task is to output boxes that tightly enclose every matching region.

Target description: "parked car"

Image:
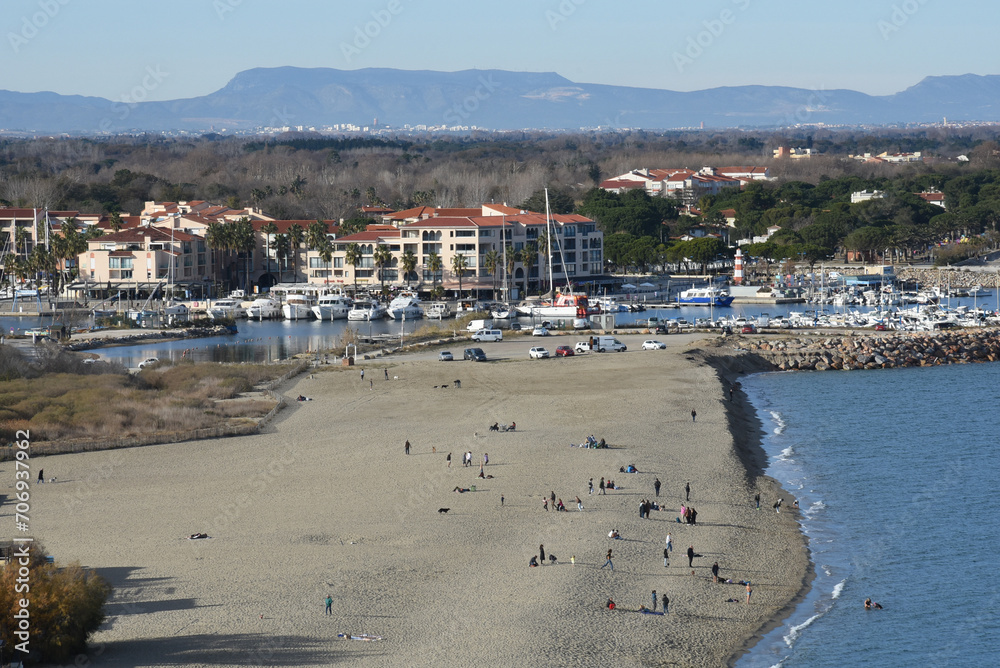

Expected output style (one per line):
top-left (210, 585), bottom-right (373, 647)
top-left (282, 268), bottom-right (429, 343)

top-left (653, 324), bottom-right (669, 335)
top-left (439, 350), bottom-right (454, 361)
top-left (740, 324), bottom-right (757, 334)
top-left (874, 323), bottom-right (887, 331)
top-left (463, 348), bottom-right (487, 362)
top-left (641, 340), bottom-right (666, 350)
top-left (137, 357), bottom-right (159, 369)
top-left (510, 323), bottom-right (522, 331)
top-left (528, 346), bottom-right (550, 359)
top-left (532, 326), bottom-right (550, 337)
top-left (574, 341), bottom-right (592, 353)
top-left (555, 345), bottom-right (574, 357)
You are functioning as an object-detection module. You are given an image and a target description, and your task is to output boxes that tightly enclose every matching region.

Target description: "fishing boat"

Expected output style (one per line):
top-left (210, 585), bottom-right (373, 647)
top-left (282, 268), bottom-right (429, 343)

top-left (424, 302), bottom-right (452, 319)
top-left (312, 292), bottom-right (353, 321)
top-left (676, 286), bottom-right (735, 307)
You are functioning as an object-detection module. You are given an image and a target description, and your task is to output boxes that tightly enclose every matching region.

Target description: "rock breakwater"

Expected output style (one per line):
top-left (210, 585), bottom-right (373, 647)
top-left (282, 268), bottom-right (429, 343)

top-left (738, 329), bottom-right (1000, 372)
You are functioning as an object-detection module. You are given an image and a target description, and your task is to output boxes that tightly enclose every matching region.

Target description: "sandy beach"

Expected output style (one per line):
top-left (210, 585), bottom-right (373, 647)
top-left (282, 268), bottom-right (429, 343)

top-left (15, 332), bottom-right (808, 667)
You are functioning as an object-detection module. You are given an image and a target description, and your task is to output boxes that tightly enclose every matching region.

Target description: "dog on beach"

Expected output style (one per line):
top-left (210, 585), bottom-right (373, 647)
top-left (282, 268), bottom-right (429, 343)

top-left (438, 508), bottom-right (450, 514)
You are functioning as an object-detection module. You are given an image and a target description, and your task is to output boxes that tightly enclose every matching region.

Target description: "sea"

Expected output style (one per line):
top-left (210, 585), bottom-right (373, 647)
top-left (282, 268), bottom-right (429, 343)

top-left (737, 362), bottom-right (1000, 667)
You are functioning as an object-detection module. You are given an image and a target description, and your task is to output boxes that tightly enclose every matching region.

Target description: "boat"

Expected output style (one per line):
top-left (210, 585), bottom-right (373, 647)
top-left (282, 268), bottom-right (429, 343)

top-left (246, 296), bottom-right (282, 320)
top-left (424, 302), bottom-right (452, 319)
top-left (312, 293), bottom-right (353, 321)
top-left (207, 297), bottom-right (245, 320)
top-left (387, 292), bottom-right (423, 320)
top-left (676, 286), bottom-right (735, 307)
top-left (347, 299), bottom-right (388, 321)
top-left (162, 301), bottom-right (188, 317)
top-left (491, 304), bottom-right (514, 319)
top-left (282, 293), bottom-right (317, 320)
top-left (515, 292), bottom-right (598, 318)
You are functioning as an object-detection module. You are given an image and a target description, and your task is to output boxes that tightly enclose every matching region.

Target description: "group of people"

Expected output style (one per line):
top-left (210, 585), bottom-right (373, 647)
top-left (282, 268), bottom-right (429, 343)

top-left (638, 498), bottom-right (660, 519)
top-left (679, 504), bottom-right (698, 525)
top-left (488, 421), bottom-right (516, 432)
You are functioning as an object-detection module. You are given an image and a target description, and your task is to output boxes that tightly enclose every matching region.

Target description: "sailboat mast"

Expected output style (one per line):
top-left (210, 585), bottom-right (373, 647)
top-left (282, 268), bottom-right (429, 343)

top-left (501, 215), bottom-right (507, 302)
top-left (544, 189), bottom-right (554, 294)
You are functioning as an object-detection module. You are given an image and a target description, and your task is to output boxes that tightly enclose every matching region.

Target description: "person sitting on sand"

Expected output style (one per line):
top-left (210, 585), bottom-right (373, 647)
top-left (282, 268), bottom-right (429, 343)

top-left (453, 486), bottom-right (469, 493)
top-left (529, 556), bottom-right (538, 567)
top-left (189, 533), bottom-right (209, 540)
top-left (556, 499), bottom-right (566, 511)
top-left (606, 598), bottom-right (615, 610)
top-left (608, 529), bottom-right (621, 540)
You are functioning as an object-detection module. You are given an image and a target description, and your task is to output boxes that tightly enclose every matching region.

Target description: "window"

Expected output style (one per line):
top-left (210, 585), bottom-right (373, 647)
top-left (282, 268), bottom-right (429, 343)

top-left (455, 230), bottom-right (475, 237)
top-left (309, 258), bottom-right (331, 268)
top-left (333, 257), bottom-right (343, 268)
top-left (456, 244), bottom-right (476, 252)
top-left (563, 239), bottom-right (576, 250)
top-left (109, 257), bottom-right (133, 269)
top-left (564, 252), bottom-right (576, 263)
top-left (563, 226), bottom-right (576, 237)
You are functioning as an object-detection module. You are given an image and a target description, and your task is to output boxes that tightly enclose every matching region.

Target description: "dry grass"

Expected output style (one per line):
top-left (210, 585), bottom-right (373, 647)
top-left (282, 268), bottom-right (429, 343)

top-left (0, 362), bottom-right (289, 443)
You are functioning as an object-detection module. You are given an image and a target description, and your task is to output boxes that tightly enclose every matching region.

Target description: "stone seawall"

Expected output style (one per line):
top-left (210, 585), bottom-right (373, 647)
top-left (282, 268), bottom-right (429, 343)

top-left (738, 329), bottom-right (1000, 371)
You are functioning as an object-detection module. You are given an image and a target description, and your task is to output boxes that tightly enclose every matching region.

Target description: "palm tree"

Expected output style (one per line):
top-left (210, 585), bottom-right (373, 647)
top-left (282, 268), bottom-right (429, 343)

top-left (317, 238), bottom-right (334, 283)
top-left (505, 245), bottom-right (519, 300)
top-left (260, 222), bottom-right (278, 278)
top-left (109, 212), bottom-right (124, 233)
top-left (520, 242), bottom-right (538, 296)
top-left (373, 244), bottom-right (393, 293)
top-left (287, 223), bottom-right (305, 283)
top-left (427, 252), bottom-right (443, 295)
top-left (483, 249), bottom-right (500, 300)
top-left (204, 222), bottom-right (229, 292)
top-left (345, 242), bottom-right (362, 294)
top-left (231, 217), bottom-right (256, 294)
top-left (274, 233), bottom-right (291, 283)
top-left (401, 249), bottom-right (417, 289)
top-left (305, 220), bottom-right (328, 254)
top-left (536, 232), bottom-right (551, 294)
top-left (451, 253), bottom-right (468, 299)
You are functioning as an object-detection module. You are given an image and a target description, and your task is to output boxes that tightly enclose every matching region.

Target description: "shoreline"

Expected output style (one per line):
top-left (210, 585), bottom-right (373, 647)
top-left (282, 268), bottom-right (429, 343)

top-left (20, 334), bottom-right (812, 666)
top-left (700, 347), bottom-right (814, 666)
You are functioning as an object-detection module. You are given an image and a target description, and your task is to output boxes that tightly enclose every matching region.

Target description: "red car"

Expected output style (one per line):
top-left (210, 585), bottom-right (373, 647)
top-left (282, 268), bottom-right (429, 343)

top-left (740, 325), bottom-right (757, 334)
top-left (555, 345), bottom-right (575, 357)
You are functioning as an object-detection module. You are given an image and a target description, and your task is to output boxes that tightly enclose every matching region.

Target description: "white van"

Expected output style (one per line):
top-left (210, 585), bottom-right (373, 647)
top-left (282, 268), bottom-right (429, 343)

top-left (466, 318), bottom-right (493, 333)
top-left (472, 329), bottom-right (503, 342)
top-left (593, 335), bottom-right (626, 352)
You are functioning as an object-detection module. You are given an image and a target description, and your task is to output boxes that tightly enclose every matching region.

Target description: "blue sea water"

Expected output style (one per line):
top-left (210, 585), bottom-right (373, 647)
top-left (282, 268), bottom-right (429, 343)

top-left (738, 363), bottom-right (1000, 667)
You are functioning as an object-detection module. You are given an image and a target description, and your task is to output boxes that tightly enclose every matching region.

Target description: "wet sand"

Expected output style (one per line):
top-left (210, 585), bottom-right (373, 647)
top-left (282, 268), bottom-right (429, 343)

top-left (18, 332), bottom-right (807, 667)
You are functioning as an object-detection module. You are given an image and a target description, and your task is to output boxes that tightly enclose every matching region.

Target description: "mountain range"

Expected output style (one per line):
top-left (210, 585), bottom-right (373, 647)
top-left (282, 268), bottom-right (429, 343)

top-left (1, 67), bottom-right (998, 134)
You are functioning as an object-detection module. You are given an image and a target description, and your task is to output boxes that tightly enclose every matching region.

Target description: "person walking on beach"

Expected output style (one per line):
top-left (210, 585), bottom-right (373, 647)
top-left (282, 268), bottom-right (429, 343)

top-left (663, 547), bottom-right (670, 567)
top-left (483, 452), bottom-right (489, 466)
top-left (542, 498), bottom-right (548, 511)
top-left (601, 548), bottom-right (614, 571)
top-left (576, 496), bottom-right (584, 511)
top-left (384, 368), bottom-right (389, 381)
top-left (37, 469), bottom-right (44, 484)
top-left (651, 590), bottom-right (657, 612)
top-left (685, 482), bottom-right (690, 501)
top-left (325, 595), bottom-right (333, 615)
top-left (665, 533), bottom-right (672, 552)
top-left (539, 544), bottom-right (545, 565)
top-left (446, 452), bottom-right (452, 468)
top-left (745, 582), bottom-right (753, 604)
top-left (654, 477), bottom-right (661, 497)
top-left (369, 379), bottom-right (373, 390)
top-left (691, 409), bottom-right (696, 422)
top-left (687, 545), bottom-right (695, 568)
top-left (501, 494), bottom-right (504, 507)
top-left (662, 592), bottom-right (669, 614)
top-left (755, 492), bottom-right (760, 510)
top-left (550, 491), bottom-right (556, 507)
top-left (404, 440), bottom-right (410, 455)
top-left (600, 477), bottom-right (606, 495)
top-left (774, 498), bottom-right (783, 513)
top-left (360, 369), bottom-right (364, 381)
top-left (589, 478), bottom-right (594, 495)
top-left (712, 561), bottom-right (720, 584)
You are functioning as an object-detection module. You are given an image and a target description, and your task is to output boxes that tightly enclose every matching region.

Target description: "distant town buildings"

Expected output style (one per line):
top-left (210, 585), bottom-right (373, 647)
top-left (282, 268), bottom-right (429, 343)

top-left (847, 151), bottom-right (923, 164)
top-left (600, 165), bottom-right (770, 204)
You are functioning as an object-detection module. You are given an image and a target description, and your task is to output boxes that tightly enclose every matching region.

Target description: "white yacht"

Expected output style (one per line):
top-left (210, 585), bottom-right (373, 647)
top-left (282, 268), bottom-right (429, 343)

top-left (347, 299), bottom-right (388, 321)
top-left (387, 292), bottom-right (423, 320)
top-left (312, 293), bottom-right (353, 321)
top-left (282, 293), bottom-right (317, 320)
top-left (246, 296), bottom-right (282, 320)
top-left (207, 297), bottom-right (245, 320)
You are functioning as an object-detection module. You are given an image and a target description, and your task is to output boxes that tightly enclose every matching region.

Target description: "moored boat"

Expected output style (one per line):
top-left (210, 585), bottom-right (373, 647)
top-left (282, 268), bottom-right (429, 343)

top-left (676, 286), bottom-right (735, 307)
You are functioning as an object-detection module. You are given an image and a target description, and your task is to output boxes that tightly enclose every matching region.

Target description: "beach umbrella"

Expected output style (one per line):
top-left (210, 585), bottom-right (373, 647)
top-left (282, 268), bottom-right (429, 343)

top-left (621, 283), bottom-right (637, 290)
top-left (639, 282), bottom-right (656, 288)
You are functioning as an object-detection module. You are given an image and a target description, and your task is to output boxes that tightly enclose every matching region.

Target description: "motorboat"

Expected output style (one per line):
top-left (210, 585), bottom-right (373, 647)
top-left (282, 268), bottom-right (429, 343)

top-left (282, 293), bottom-right (317, 320)
top-left (347, 299), bottom-right (388, 321)
top-left (207, 297), bottom-right (245, 320)
top-left (676, 286), bottom-right (735, 307)
top-left (491, 304), bottom-right (514, 319)
top-left (246, 296), bottom-right (282, 320)
top-left (312, 293), bottom-right (353, 321)
top-left (387, 293), bottom-right (423, 320)
top-left (424, 302), bottom-right (452, 319)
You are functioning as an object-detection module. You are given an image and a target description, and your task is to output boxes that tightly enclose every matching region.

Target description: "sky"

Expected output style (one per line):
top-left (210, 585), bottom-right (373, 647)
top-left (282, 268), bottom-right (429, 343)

top-left (2, 0), bottom-right (997, 102)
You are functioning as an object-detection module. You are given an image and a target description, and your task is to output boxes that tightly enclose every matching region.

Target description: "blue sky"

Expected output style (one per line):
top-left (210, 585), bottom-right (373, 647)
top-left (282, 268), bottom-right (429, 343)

top-left (3, 0), bottom-right (996, 101)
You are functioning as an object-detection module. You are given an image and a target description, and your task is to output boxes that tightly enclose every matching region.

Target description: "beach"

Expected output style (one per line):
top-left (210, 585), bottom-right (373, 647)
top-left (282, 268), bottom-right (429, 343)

top-left (19, 332), bottom-right (808, 667)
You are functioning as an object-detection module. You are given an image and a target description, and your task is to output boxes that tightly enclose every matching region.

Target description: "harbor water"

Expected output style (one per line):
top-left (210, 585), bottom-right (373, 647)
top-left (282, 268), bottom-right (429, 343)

top-left (737, 363), bottom-right (1000, 667)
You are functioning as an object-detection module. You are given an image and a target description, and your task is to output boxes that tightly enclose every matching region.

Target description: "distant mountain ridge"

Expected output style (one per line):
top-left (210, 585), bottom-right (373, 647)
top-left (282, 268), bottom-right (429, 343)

top-left (1, 67), bottom-right (998, 134)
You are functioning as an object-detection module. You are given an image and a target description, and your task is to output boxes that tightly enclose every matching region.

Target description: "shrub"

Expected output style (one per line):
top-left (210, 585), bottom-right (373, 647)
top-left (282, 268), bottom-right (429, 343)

top-left (0, 541), bottom-right (111, 663)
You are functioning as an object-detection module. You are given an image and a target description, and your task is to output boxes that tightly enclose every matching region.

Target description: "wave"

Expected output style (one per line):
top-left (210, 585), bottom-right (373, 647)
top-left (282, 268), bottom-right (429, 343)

top-left (784, 612), bottom-right (822, 647)
top-left (831, 579), bottom-right (846, 599)
top-left (777, 446), bottom-right (795, 462)
top-left (770, 410), bottom-right (787, 435)
top-left (803, 500), bottom-right (826, 517)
